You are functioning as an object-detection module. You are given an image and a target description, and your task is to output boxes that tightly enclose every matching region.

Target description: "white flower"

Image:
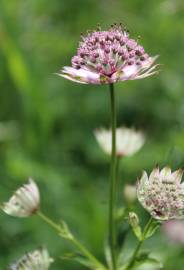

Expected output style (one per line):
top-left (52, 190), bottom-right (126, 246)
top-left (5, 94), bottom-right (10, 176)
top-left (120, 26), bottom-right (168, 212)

top-left (137, 167), bottom-right (184, 220)
top-left (94, 127), bottom-right (145, 157)
top-left (8, 247), bottom-right (53, 270)
top-left (2, 178), bottom-right (40, 217)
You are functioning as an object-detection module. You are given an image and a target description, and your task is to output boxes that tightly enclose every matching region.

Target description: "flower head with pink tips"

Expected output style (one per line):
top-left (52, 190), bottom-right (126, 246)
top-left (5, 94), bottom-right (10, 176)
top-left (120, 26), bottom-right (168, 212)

top-left (58, 23), bottom-right (158, 84)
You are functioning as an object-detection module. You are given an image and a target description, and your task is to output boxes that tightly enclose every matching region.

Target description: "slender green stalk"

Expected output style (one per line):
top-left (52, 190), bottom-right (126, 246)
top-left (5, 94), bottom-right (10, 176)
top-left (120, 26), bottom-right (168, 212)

top-left (38, 211), bottom-right (62, 231)
top-left (115, 156), bottom-right (121, 203)
top-left (109, 83), bottom-right (117, 270)
top-left (38, 211), bottom-right (106, 270)
top-left (125, 217), bottom-right (154, 270)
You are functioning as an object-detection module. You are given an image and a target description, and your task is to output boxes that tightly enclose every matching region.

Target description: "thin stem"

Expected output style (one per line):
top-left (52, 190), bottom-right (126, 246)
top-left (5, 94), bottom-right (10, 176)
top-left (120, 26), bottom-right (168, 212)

top-left (72, 237), bottom-right (104, 268)
top-left (115, 156), bottom-right (121, 203)
top-left (125, 217), bottom-right (154, 270)
top-left (109, 83), bottom-right (117, 270)
top-left (38, 211), bottom-right (61, 231)
top-left (37, 211), bottom-right (106, 270)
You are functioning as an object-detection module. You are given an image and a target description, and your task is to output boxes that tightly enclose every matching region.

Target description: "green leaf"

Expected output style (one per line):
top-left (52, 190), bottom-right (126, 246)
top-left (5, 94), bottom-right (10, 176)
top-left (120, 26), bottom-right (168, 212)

top-left (144, 220), bottom-right (160, 240)
top-left (135, 251), bottom-right (163, 269)
top-left (60, 252), bottom-right (99, 269)
top-left (104, 241), bottom-right (112, 270)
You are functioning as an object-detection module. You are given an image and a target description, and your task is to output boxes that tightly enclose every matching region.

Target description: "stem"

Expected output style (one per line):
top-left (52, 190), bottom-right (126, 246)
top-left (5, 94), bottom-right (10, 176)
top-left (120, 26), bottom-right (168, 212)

top-left (38, 211), bottom-right (106, 270)
top-left (109, 83), bottom-right (117, 270)
top-left (115, 157), bottom-right (121, 203)
top-left (125, 217), bottom-right (154, 270)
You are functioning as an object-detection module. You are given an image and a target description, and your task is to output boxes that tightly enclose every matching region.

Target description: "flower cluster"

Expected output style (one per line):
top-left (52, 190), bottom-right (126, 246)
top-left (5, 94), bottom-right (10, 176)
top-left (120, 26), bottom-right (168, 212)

top-left (8, 247), bottom-right (53, 270)
top-left (137, 167), bottom-right (184, 220)
top-left (58, 24), bottom-right (158, 84)
top-left (95, 127), bottom-right (145, 157)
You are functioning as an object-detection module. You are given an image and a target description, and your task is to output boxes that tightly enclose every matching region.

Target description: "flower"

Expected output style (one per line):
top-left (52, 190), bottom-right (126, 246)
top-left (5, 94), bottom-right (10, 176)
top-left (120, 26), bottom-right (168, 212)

top-left (2, 178), bottom-right (40, 217)
top-left (162, 220), bottom-right (184, 244)
top-left (8, 247), bottom-right (53, 270)
top-left (94, 127), bottom-right (145, 157)
top-left (137, 167), bottom-right (184, 220)
top-left (58, 23), bottom-right (158, 84)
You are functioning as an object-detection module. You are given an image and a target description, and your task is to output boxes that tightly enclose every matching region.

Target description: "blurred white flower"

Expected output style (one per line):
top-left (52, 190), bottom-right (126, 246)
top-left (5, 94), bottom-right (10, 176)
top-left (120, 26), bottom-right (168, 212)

top-left (94, 127), bottom-right (145, 157)
top-left (163, 220), bottom-right (184, 244)
top-left (8, 247), bottom-right (53, 270)
top-left (124, 184), bottom-right (137, 204)
top-left (160, 0), bottom-right (181, 15)
top-left (137, 166), bottom-right (184, 220)
top-left (2, 178), bottom-right (40, 217)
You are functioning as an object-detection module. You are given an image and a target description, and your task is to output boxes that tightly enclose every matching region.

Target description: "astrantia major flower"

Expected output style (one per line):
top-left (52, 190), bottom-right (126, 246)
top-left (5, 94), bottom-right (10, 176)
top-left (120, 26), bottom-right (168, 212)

top-left (2, 178), bottom-right (40, 217)
top-left (8, 247), bottom-right (53, 270)
top-left (137, 167), bottom-right (184, 220)
top-left (95, 127), bottom-right (145, 157)
top-left (58, 23), bottom-right (158, 84)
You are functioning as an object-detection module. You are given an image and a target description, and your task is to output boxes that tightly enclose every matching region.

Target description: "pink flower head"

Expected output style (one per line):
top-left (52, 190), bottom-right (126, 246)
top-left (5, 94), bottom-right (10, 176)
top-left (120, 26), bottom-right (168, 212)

top-left (58, 24), bottom-right (159, 84)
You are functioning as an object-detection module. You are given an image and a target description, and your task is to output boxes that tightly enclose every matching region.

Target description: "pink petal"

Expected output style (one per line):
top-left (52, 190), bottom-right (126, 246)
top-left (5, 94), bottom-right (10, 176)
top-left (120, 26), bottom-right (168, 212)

top-left (58, 66), bottom-right (100, 84)
top-left (117, 65), bottom-right (139, 81)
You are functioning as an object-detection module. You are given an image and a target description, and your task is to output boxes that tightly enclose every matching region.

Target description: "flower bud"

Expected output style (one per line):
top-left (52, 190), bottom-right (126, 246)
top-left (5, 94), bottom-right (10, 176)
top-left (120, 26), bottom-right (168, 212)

top-left (128, 212), bottom-right (139, 228)
top-left (128, 212), bottom-right (142, 240)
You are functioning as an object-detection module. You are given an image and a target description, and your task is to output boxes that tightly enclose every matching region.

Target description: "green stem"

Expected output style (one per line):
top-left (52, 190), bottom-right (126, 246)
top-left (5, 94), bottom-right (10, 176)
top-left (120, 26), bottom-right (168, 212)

top-left (125, 217), bottom-right (154, 270)
top-left (115, 156), bottom-right (121, 203)
top-left (109, 83), bottom-right (117, 270)
top-left (38, 211), bottom-right (106, 270)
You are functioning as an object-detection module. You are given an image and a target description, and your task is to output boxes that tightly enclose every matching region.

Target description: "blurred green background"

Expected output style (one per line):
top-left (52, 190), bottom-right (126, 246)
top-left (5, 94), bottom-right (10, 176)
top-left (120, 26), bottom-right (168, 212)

top-left (0, 0), bottom-right (184, 269)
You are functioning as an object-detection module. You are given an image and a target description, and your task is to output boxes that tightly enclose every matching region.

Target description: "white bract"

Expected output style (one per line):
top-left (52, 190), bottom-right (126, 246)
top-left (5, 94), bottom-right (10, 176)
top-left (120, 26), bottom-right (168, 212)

top-left (8, 247), bottom-right (53, 270)
top-left (2, 178), bottom-right (40, 217)
top-left (95, 127), bottom-right (145, 157)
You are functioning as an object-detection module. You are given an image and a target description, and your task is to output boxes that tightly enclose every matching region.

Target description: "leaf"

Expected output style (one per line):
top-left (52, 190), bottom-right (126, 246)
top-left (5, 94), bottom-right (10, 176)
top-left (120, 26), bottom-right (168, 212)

top-left (104, 241), bottom-right (112, 270)
top-left (60, 252), bottom-right (98, 269)
top-left (144, 220), bottom-right (160, 240)
top-left (135, 251), bottom-right (163, 269)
